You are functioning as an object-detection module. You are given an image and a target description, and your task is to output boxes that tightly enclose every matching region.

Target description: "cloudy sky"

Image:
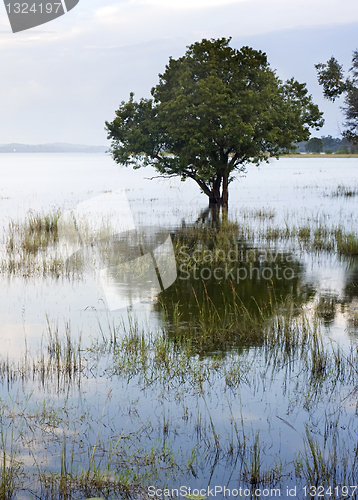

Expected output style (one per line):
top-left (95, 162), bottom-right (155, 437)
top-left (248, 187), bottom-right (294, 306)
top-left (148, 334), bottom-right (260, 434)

top-left (1, 0), bottom-right (358, 145)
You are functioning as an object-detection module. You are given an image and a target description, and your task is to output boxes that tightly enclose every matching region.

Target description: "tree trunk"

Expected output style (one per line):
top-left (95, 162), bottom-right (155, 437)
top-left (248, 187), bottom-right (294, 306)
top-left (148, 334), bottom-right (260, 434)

top-left (209, 196), bottom-right (221, 206)
top-left (222, 173), bottom-right (229, 210)
top-left (208, 172), bottom-right (229, 209)
top-left (209, 173), bottom-right (222, 206)
top-left (193, 170), bottom-right (229, 208)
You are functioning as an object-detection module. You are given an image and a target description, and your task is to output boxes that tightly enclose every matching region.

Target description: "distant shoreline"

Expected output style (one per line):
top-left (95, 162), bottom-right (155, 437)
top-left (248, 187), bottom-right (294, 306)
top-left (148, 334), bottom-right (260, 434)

top-left (282, 154), bottom-right (358, 158)
top-left (0, 143), bottom-right (108, 153)
top-left (0, 151), bottom-right (109, 154)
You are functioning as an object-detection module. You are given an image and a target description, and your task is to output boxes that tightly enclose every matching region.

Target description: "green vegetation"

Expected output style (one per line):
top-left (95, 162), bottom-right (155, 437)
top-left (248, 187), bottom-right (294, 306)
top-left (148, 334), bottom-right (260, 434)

top-left (296, 134), bottom-right (358, 153)
top-left (331, 184), bottom-right (358, 197)
top-left (106, 37), bottom-right (323, 208)
top-left (305, 137), bottom-right (323, 153)
top-left (170, 216), bottom-right (358, 259)
top-left (0, 210), bottom-right (84, 278)
top-left (2, 206), bottom-right (358, 285)
top-left (0, 288), bottom-right (357, 498)
top-left (0, 204), bottom-right (358, 498)
top-left (315, 49), bottom-right (358, 143)
top-left (5, 210), bottom-right (60, 254)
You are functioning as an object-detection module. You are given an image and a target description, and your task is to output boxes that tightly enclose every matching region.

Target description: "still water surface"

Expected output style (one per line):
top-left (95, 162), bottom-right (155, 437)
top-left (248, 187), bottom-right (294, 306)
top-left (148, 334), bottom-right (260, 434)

top-left (0, 153), bottom-right (357, 496)
top-left (1, 154), bottom-right (357, 352)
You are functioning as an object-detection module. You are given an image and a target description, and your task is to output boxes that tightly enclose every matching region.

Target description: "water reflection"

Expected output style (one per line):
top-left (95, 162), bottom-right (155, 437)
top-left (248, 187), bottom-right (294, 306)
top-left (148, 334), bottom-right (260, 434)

top-left (154, 221), bottom-right (317, 353)
top-left (314, 258), bottom-right (358, 328)
top-left (343, 260), bottom-right (358, 302)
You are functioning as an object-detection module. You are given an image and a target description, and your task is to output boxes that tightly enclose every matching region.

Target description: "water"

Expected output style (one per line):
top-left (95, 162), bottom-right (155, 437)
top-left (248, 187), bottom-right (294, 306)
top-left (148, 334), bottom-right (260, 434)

top-left (2, 153), bottom-right (357, 349)
top-left (0, 153), bottom-right (358, 498)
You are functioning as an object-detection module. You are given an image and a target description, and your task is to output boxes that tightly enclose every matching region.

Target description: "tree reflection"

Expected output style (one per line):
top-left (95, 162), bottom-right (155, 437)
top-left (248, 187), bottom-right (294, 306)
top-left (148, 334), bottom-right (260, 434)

top-left (155, 219), bottom-right (316, 353)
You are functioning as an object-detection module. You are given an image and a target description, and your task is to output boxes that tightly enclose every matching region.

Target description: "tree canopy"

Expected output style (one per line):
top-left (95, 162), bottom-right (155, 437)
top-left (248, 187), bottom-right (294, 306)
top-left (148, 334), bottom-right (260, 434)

top-left (315, 50), bottom-right (358, 144)
top-left (305, 137), bottom-right (323, 153)
top-left (106, 38), bottom-right (324, 208)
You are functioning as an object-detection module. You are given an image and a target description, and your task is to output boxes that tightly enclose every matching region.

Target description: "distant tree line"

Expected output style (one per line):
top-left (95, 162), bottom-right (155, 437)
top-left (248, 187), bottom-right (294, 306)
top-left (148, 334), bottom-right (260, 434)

top-left (295, 135), bottom-right (358, 154)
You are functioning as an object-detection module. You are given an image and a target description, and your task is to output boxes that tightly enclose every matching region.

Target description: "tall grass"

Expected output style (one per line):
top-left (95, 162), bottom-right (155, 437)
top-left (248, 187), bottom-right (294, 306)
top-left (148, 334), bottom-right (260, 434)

top-left (0, 320), bottom-right (83, 390)
top-left (1, 210), bottom-right (358, 496)
top-left (0, 210), bottom-right (84, 277)
top-left (0, 405), bottom-right (21, 500)
top-left (331, 184), bottom-right (358, 197)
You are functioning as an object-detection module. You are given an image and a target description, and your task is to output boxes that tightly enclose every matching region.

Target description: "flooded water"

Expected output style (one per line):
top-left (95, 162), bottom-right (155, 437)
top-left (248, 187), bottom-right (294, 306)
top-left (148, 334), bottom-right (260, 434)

top-left (0, 153), bottom-right (358, 499)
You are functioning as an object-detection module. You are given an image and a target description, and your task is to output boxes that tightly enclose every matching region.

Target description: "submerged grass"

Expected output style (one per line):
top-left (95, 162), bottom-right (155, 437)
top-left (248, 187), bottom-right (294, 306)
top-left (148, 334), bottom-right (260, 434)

top-left (86, 286), bottom-right (358, 402)
top-left (173, 217), bottom-right (358, 272)
top-left (256, 222), bottom-right (358, 255)
top-left (1, 210), bottom-right (84, 278)
top-left (0, 293), bottom-right (357, 498)
top-left (6, 210), bottom-right (60, 254)
top-left (0, 407), bottom-right (22, 500)
top-left (0, 321), bottom-right (83, 391)
top-left (2, 208), bottom-right (358, 285)
top-left (331, 184), bottom-right (358, 197)
top-left (0, 396), bottom-right (151, 499)
top-left (294, 425), bottom-right (358, 492)
top-left (1, 207), bottom-right (358, 496)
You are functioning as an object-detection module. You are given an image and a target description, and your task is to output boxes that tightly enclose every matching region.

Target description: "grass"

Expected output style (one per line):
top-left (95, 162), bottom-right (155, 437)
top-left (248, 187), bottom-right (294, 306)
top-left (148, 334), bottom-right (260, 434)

top-left (335, 231), bottom-right (358, 255)
top-left (294, 424), bottom-right (358, 493)
top-left (86, 288), bottom-right (358, 408)
top-left (0, 406), bottom-right (21, 500)
top-left (331, 184), bottom-right (358, 197)
top-left (5, 210), bottom-right (60, 254)
top-left (0, 295), bottom-right (356, 498)
top-left (2, 208), bottom-right (358, 285)
top-left (1, 210), bottom-right (86, 278)
top-left (283, 153), bottom-right (358, 158)
top-left (0, 387), bottom-right (154, 499)
top-left (254, 222), bottom-right (358, 255)
top-left (1, 207), bottom-right (358, 497)
top-left (174, 216), bottom-right (358, 265)
top-left (0, 320), bottom-right (83, 391)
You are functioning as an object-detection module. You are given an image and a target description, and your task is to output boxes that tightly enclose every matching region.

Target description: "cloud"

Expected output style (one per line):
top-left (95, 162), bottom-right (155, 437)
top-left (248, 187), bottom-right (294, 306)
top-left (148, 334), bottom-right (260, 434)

top-left (0, 0), bottom-right (358, 143)
top-left (94, 5), bottom-right (121, 21)
top-left (139, 0), bottom-right (246, 9)
top-left (90, 0), bottom-right (358, 47)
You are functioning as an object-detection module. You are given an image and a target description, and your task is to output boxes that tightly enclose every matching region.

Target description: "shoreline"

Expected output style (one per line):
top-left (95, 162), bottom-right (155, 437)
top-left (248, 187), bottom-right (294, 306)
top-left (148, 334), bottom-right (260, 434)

top-left (281, 153), bottom-right (358, 158)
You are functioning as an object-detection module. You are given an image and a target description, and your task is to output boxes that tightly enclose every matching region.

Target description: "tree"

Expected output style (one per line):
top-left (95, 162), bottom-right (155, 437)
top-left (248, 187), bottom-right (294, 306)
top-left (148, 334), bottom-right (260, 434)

top-left (315, 51), bottom-right (358, 143)
top-left (106, 38), bottom-right (324, 208)
top-left (305, 137), bottom-right (323, 153)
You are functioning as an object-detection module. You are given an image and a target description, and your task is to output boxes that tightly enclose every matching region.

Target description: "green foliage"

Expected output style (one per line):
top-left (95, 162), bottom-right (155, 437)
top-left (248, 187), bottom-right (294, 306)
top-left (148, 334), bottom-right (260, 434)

top-left (315, 57), bottom-right (349, 101)
top-left (343, 52), bottom-right (358, 143)
top-left (297, 135), bottom-right (358, 153)
top-left (106, 38), bottom-right (323, 206)
top-left (305, 137), bottom-right (323, 153)
top-left (316, 50), bottom-right (358, 143)
top-left (335, 147), bottom-right (350, 154)
top-left (321, 135), bottom-right (345, 151)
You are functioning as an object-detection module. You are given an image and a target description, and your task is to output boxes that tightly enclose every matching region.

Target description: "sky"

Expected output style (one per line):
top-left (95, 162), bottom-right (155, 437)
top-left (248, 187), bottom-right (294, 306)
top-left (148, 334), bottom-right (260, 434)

top-left (0, 0), bottom-right (358, 145)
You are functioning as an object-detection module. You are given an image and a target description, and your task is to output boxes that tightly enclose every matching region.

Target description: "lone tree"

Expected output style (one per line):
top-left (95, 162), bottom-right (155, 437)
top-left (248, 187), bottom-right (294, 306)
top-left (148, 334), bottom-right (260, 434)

top-left (106, 38), bottom-right (323, 208)
top-left (315, 50), bottom-right (358, 143)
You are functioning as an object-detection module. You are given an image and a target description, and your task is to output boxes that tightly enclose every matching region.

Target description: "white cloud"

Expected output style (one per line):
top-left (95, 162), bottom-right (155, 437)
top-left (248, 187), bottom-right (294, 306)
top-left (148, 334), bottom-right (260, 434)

top-left (90, 0), bottom-right (358, 46)
top-left (94, 5), bottom-right (121, 20)
top-left (139, 0), bottom-right (246, 9)
top-left (1, 0), bottom-right (358, 143)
